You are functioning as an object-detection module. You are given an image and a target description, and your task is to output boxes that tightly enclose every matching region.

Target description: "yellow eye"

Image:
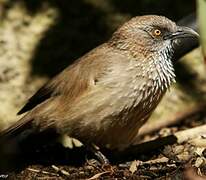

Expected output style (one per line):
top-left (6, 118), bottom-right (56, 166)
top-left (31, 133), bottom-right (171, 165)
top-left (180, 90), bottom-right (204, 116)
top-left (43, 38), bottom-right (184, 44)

top-left (153, 29), bottom-right (162, 36)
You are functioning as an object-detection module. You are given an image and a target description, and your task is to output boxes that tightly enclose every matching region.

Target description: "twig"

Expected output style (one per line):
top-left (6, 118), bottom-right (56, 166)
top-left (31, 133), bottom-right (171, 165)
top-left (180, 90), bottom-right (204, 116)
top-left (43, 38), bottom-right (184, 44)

top-left (51, 165), bottom-right (70, 177)
top-left (114, 124), bottom-right (206, 162)
top-left (141, 157), bottom-right (169, 165)
top-left (127, 157), bottom-right (175, 174)
top-left (27, 167), bottom-right (59, 177)
top-left (175, 124), bottom-right (206, 144)
top-left (197, 0), bottom-right (206, 63)
top-left (138, 104), bottom-right (206, 137)
top-left (87, 171), bottom-right (110, 180)
top-left (128, 157), bottom-right (170, 168)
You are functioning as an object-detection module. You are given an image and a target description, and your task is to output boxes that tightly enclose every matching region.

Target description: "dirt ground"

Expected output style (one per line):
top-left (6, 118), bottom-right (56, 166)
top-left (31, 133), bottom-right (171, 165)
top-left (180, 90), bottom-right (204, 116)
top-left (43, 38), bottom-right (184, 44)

top-left (2, 110), bottom-right (206, 180)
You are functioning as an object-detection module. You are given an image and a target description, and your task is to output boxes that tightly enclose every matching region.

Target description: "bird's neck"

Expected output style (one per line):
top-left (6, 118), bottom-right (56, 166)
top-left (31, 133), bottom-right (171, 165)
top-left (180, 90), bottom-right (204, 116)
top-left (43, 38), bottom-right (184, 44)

top-left (149, 46), bottom-right (176, 91)
top-left (128, 45), bottom-right (176, 104)
top-left (109, 39), bottom-right (176, 90)
top-left (108, 41), bottom-right (176, 94)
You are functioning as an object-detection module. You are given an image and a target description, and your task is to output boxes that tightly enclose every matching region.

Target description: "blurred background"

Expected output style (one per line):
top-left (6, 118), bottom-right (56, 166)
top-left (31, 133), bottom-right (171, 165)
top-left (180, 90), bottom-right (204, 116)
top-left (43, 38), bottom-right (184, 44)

top-left (0, 0), bottom-right (205, 137)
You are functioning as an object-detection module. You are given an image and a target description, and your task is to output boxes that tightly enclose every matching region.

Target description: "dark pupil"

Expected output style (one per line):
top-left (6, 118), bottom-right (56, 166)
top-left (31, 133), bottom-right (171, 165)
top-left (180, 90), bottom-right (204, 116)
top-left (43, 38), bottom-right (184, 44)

top-left (155, 30), bottom-right (160, 34)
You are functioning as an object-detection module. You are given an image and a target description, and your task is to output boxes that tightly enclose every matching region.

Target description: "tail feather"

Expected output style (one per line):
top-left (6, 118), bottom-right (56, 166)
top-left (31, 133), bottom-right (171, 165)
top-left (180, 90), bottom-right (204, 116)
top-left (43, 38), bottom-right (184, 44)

top-left (0, 116), bottom-right (34, 142)
top-left (0, 115), bottom-right (59, 151)
top-left (0, 117), bottom-right (36, 172)
top-left (0, 116), bottom-right (59, 172)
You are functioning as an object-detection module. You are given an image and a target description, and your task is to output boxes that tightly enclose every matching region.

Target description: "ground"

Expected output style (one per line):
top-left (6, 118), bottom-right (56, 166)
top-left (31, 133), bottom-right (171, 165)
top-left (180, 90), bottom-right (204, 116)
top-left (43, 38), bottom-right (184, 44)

top-left (3, 111), bottom-right (206, 179)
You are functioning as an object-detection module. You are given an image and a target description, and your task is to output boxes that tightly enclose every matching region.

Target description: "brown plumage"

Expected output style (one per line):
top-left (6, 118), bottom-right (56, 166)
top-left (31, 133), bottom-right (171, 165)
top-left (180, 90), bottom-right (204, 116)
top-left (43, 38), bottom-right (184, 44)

top-left (0, 15), bottom-right (198, 152)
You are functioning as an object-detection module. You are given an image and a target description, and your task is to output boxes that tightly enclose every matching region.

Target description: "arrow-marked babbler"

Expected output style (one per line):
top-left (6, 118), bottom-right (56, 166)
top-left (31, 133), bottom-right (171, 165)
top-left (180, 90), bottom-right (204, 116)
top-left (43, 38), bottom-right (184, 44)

top-left (0, 15), bottom-right (199, 163)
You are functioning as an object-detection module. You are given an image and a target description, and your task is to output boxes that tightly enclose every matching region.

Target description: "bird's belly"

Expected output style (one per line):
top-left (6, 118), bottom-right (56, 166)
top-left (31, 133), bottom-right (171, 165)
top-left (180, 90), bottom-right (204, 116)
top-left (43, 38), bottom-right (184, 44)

top-left (68, 86), bottom-right (165, 150)
top-left (96, 112), bottom-right (151, 150)
top-left (96, 95), bottom-right (163, 150)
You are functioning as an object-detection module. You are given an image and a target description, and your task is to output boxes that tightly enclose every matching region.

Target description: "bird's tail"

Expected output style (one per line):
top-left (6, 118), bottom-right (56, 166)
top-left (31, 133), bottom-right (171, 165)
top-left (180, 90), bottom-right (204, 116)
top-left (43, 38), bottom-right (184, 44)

top-left (0, 116), bottom-right (59, 171)
top-left (0, 116), bottom-right (35, 144)
top-left (0, 116), bottom-right (36, 156)
top-left (0, 115), bottom-right (59, 153)
top-left (0, 116), bottom-right (36, 172)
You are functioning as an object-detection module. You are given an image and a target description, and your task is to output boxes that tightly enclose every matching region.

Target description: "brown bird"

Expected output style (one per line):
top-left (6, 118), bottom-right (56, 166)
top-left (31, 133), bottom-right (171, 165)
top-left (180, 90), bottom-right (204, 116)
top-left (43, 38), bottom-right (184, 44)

top-left (0, 15), bottom-right (198, 163)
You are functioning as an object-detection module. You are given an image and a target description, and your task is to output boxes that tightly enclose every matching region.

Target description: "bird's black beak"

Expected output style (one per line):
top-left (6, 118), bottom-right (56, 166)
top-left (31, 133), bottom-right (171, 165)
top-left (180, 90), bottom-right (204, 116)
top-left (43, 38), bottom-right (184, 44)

top-left (164, 26), bottom-right (199, 40)
top-left (169, 26), bottom-right (199, 61)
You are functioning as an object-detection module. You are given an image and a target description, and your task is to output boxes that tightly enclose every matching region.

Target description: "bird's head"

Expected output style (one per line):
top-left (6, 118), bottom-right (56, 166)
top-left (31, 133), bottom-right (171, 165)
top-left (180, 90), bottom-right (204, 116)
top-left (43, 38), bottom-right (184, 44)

top-left (109, 15), bottom-right (199, 60)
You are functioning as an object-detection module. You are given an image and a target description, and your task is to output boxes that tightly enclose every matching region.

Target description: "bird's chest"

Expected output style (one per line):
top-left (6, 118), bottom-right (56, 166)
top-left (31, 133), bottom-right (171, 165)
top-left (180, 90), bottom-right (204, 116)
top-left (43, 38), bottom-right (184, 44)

top-left (114, 74), bottom-right (165, 124)
top-left (100, 63), bottom-right (172, 149)
top-left (115, 57), bottom-right (175, 121)
top-left (99, 77), bottom-right (166, 150)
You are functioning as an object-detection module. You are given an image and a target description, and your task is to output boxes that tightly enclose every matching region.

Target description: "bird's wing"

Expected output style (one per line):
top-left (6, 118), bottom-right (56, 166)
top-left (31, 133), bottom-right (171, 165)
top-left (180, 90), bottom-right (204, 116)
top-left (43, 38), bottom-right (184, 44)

top-left (17, 44), bottom-right (111, 115)
top-left (17, 83), bottom-right (57, 115)
top-left (0, 45), bottom-right (113, 141)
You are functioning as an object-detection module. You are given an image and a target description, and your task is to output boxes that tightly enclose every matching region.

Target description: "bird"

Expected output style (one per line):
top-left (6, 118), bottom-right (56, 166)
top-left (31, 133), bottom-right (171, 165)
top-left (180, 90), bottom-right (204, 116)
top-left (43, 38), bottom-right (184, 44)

top-left (0, 15), bottom-right (198, 163)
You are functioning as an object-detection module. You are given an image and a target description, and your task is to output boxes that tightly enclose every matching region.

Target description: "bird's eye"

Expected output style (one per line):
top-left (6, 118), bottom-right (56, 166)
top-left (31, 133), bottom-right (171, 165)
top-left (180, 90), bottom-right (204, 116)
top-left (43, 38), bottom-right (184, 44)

top-left (153, 29), bottom-right (162, 37)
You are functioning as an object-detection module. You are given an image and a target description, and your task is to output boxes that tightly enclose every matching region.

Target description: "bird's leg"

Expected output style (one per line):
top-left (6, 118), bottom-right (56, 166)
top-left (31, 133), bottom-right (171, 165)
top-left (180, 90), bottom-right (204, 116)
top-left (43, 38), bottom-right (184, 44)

top-left (88, 144), bottom-right (110, 165)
